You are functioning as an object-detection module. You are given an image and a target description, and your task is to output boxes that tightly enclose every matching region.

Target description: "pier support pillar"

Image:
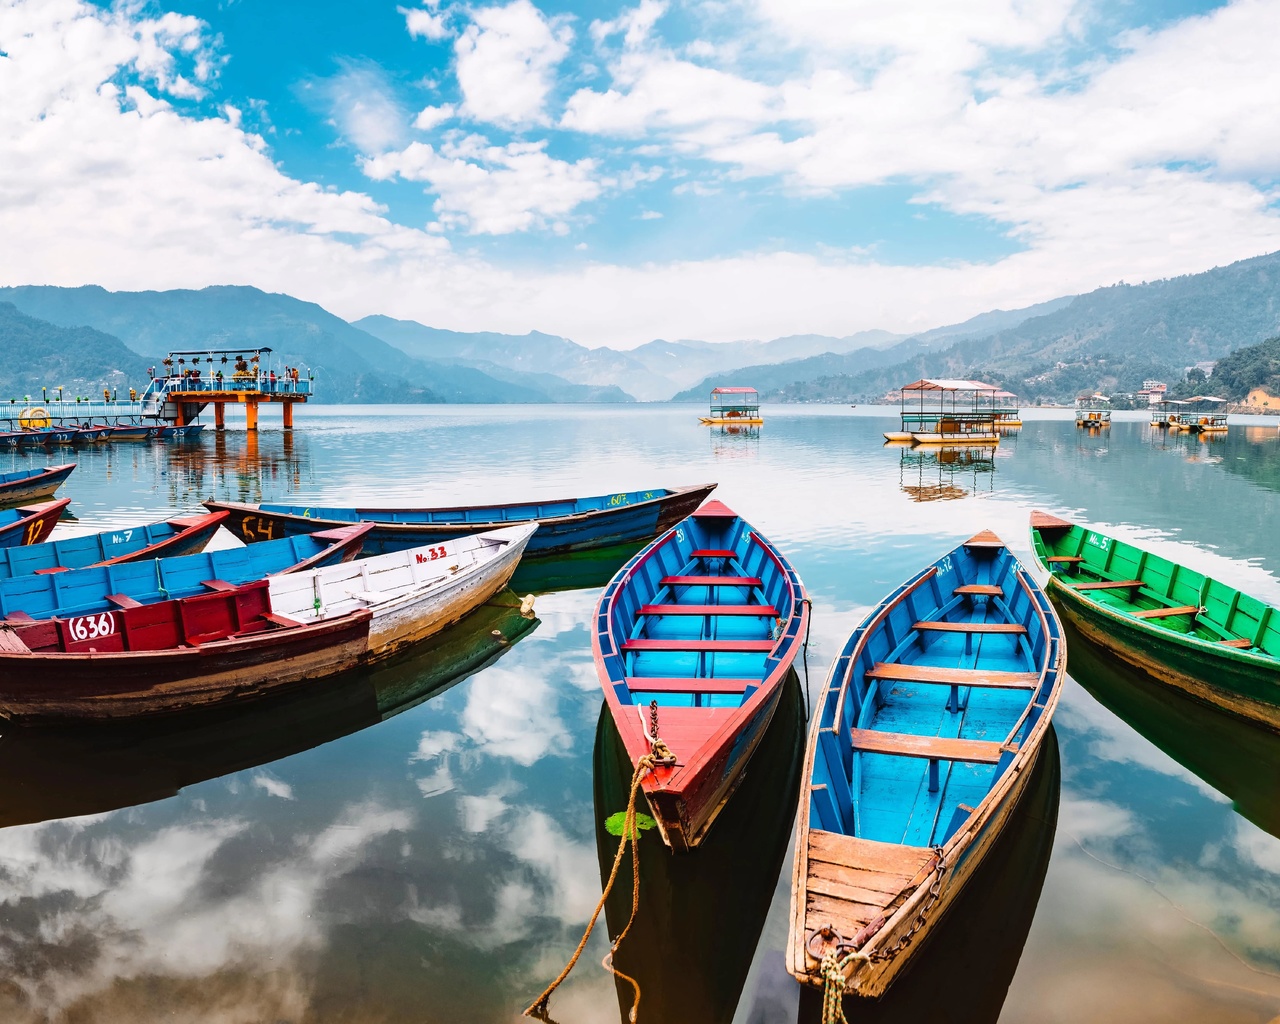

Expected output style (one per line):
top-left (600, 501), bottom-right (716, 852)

top-left (282, 401), bottom-right (293, 431)
top-left (245, 398), bottom-right (259, 432)
top-left (215, 403), bottom-right (225, 431)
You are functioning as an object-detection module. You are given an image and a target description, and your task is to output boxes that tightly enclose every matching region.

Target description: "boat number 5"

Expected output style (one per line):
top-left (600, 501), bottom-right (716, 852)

top-left (1087, 534), bottom-right (1109, 551)
top-left (69, 613), bottom-right (116, 642)
top-left (936, 556), bottom-right (953, 574)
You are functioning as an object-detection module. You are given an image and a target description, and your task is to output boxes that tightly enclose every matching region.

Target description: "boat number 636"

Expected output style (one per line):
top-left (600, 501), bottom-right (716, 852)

top-left (68, 613), bottom-right (116, 642)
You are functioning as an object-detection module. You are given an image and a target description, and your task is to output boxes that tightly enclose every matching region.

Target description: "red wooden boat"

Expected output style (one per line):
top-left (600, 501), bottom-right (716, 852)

top-left (0, 579), bottom-right (373, 723)
top-left (0, 500), bottom-right (70, 549)
top-left (593, 499), bottom-right (808, 851)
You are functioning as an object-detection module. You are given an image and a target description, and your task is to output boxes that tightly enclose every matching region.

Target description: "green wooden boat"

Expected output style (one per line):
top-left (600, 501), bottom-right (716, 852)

top-left (1029, 510), bottom-right (1280, 732)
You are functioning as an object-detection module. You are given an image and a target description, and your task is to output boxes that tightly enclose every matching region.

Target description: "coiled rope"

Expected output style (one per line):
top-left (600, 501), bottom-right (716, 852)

top-left (819, 950), bottom-right (868, 1024)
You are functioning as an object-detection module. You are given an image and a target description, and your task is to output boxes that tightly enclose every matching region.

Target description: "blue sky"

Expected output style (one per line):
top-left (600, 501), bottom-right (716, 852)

top-left (3, 0), bottom-right (1278, 346)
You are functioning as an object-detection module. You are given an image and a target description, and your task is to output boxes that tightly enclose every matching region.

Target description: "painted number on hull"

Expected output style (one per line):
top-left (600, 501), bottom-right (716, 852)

top-left (24, 520), bottom-right (45, 545)
top-left (240, 516), bottom-right (275, 541)
top-left (1086, 534), bottom-right (1109, 551)
top-left (936, 555), bottom-right (953, 574)
top-left (416, 546), bottom-right (449, 563)
top-left (108, 530), bottom-right (134, 545)
top-left (69, 612), bottom-right (116, 642)
top-left (608, 493), bottom-right (630, 507)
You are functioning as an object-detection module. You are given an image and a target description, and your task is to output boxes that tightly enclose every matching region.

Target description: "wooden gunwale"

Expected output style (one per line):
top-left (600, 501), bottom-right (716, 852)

top-left (789, 546), bottom-right (1064, 996)
top-left (94, 511), bottom-right (230, 566)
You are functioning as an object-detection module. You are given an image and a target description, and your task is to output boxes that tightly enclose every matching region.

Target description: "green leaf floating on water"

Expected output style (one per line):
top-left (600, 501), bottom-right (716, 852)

top-left (605, 811), bottom-right (657, 838)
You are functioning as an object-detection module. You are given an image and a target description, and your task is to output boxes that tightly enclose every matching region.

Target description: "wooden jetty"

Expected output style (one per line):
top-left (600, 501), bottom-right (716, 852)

top-left (592, 498), bottom-right (808, 851)
top-left (788, 531), bottom-right (1064, 998)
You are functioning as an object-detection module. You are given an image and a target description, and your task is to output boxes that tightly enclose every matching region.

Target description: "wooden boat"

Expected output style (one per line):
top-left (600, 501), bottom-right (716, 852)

top-left (886, 380), bottom-right (1001, 446)
top-left (699, 387), bottom-right (764, 426)
top-left (0, 523), bottom-right (369, 622)
top-left (593, 672), bottom-right (804, 1024)
top-left (109, 424), bottom-right (158, 441)
top-left (0, 500), bottom-right (70, 549)
top-left (1030, 510), bottom-right (1280, 731)
top-left (72, 425), bottom-right (114, 443)
top-left (203, 483), bottom-right (716, 558)
top-left (268, 523), bottom-right (537, 662)
top-left (592, 498), bottom-right (808, 851)
top-left (787, 531), bottom-right (1064, 998)
top-left (0, 464), bottom-right (75, 507)
top-left (0, 510), bottom-right (228, 579)
top-left (0, 579), bottom-right (373, 722)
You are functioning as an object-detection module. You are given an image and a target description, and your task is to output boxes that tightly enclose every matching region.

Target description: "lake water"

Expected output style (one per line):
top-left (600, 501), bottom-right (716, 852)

top-left (1, 405), bottom-right (1279, 1024)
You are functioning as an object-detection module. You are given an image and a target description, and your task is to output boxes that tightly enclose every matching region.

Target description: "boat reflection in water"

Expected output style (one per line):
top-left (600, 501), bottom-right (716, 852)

top-left (1057, 613), bottom-right (1280, 838)
top-left (510, 540), bottom-right (645, 595)
top-left (709, 422), bottom-right (761, 459)
top-left (799, 728), bottom-right (1060, 1024)
top-left (898, 445), bottom-right (996, 502)
top-left (593, 671), bottom-right (805, 1024)
top-left (0, 595), bottom-right (539, 828)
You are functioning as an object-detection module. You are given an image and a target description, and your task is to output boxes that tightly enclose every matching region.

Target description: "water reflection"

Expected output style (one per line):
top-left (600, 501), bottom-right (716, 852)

top-left (512, 542), bottom-right (644, 595)
top-left (798, 729), bottom-right (1061, 1024)
top-left (709, 423), bottom-right (761, 459)
top-left (898, 445), bottom-right (996, 502)
top-left (1057, 613), bottom-right (1280, 838)
top-left (0, 597), bottom-right (539, 828)
top-left (593, 672), bottom-right (804, 1024)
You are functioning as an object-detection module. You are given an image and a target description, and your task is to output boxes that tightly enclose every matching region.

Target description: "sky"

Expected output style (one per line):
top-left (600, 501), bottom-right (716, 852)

top-left (2, 0), bottom-right (1280, 347)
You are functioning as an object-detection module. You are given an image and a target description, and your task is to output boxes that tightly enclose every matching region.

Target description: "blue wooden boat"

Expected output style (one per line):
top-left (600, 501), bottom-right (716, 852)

top-left (0, 465), bottom-right (75, 508)
top-left (0, 522), bottom-right (370, 622)
top-left (0, 510), bottom-right (229, 579)
top-left (787, 531), bottom-right (1064, 999)
top-left (592, 498), bottom-right (808, 851)
top-left (0, 500), bottom-right (71, 549)
top-left (204, 483), bottom-right (717, 558)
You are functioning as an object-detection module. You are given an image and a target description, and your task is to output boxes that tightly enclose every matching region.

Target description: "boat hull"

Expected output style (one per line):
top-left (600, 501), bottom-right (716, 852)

top-left (0, 500), bottom-right (70, 549)
top-left (205, 484), bottom-right (715, 557)
top-left (0, 465), bottom-right (75, 508)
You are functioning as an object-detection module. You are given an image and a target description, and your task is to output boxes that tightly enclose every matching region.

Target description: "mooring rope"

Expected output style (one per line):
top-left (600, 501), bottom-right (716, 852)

top-left (819, 950), bottom-right (868, 1024)
top-left (801, 597), bottom-right (814, 719)
top-left (525, 752), bottom-right (657, 1022)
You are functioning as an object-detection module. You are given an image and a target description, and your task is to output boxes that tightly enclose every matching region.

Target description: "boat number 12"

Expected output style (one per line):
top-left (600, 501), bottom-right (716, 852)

top-left (68, 613), bottom-right (116, 642)
top-left (936, 556), bottom-right (953, 574)
top-left (415, 546), bottom-right (449, 563)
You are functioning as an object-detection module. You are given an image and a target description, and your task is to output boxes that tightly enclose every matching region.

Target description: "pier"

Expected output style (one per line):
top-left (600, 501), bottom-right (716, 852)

top-left (142, 348), bottom-right (312, 432)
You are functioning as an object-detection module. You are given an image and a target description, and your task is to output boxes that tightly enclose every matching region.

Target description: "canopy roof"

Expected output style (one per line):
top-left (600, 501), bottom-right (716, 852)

top-left (166, 347), bottom-right (273, 358)
top-left (1182, 395), bottom-right (1226, 404)
top-left (993, 390), bottom-right (1018, 398)
top-left (711, 387), bottom-right (759, 394)
top-left (900, 379), bottom-right (999, 392)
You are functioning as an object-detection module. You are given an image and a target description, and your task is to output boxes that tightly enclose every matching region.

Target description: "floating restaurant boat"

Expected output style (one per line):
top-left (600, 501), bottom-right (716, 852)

top-left (203, 483), bottom-right (716, 558)
top-left (883, 379), bottom-right (1001, 446)
top-left (992, 390), bottom-right (1022, 428)
top-left (591, 499), bottom-right (808, 851)
top-left (0, 580), bottom-right (373, 723)
top-left (1179, 395), bottom-right (1228, 434)
top-left (1030, 510), bottom-right (1280, 731)
top-left (0, 464), bottom-right (76, 508)
top-left (788, 531), bottom-right (1064, 999)
top-left (699, 387), bottom-right (764, 426)
top-left (0, 510), bottom-right (228, 580)
top-left (0, 523), bottom-right (369, 622)
top-left (0, 500), bottom-right (70, 549)
top-left (269, 523), bottom-right (537, 663)
top-left (1075, 393), bottom-right (1112, 428)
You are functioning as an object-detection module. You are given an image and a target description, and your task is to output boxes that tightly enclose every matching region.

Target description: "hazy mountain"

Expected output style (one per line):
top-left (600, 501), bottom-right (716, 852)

top-left (0, 303), bottom-right (148, 402)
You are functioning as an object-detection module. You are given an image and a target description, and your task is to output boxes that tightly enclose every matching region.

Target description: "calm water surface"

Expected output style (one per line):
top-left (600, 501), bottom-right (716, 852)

top-left (1, 406), bottom-right (1279, 1024)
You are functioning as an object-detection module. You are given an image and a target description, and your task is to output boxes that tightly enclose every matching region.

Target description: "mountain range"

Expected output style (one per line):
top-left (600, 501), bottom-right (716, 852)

top-left (1, 251), bottom-right (1279, 404)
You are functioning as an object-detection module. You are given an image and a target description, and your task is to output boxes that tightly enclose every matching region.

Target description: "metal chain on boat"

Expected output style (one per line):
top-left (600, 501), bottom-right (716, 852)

top-left (526, 730), bottom-right (671, 1022)
top-left (814, 844), bottom-right (947, 1024)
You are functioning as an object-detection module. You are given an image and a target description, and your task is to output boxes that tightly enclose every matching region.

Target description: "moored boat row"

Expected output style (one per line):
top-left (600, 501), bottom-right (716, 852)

top-left (0, 423), bottom-right (203, 447)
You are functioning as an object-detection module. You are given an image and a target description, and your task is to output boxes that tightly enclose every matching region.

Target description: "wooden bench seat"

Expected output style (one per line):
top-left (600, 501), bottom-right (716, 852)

top-left (621, 638), bottom-right (775, 653)
top-left (106, 593), bottom-right (143, 610)
top-left (200, 579), bottom-right (239, 593)
top-left (625, 676), bottom-right (755, 694)
top-left (1132, 605), bottom-right (1199, 620)
top-left (850, 728), bottom-right (1009, 764)
top-left (913, 621), bottom-right (1027, 634)
top-left (691, 549), bottom-right (736, 559)
top-left (639, 603), bottom-right (778, 617)
top-left (1045, 555), bottom-right (1084, 563)
top-left (660, 575), bottom-right (762, 587)
top-left (954, 585), bottom-right (1002, 596)
top-left (866, 662), bottom-right (1038, 689)
top-left (263, 612), bottom-right (302, 628)
top-left (1218, 638), bottom-right (1252, 648)
top-left (1070, 580), bottom-right (1144, 591)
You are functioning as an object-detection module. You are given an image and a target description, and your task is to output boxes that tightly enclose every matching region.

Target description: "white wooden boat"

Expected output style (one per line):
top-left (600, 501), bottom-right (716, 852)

top-left (268, 523), bottom-right (538, 662)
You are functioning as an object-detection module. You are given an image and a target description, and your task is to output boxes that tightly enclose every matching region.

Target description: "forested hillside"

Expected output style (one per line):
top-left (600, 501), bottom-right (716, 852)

top-left (0, 303), bottom-right (147, 400)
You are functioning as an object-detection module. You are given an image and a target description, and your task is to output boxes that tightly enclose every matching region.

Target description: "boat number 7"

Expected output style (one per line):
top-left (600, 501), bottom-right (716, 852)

top-left (415, 546), bottom-right (449, 563)
top-left (69, 613), bottom-right (116, 642)
top-left (936, 556), bottom-right (952, 574)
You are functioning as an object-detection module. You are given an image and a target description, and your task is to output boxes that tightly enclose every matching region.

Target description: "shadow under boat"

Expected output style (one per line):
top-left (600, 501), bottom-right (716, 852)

top-left (0, 594), bottom-right (539, 828)
top-left (799, 727), bottom-right (1061, 1024)
top-left (898, 445), bottom-right (996, 502)
top-left (510, 540), bottom-right (646, 595)
top-left (592, 670), bottom-right (805, 1024)
top-left (1057, 610), bottom-right (1280, 839)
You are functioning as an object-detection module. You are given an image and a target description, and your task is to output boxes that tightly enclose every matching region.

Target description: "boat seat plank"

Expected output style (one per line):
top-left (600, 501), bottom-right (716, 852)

top-left (621, 638), bottom-right (775, 652)
top-left (850, 728), bottom-right (1008, 764)
top-left (1045, 556), bottom-right (1084, 564)
top-left (954, 585), bottom-right (1002, 596)
top-left (804, 858), bottom-right (919, 900)
top-left (807, 829), bottom-right (935, 878)
top-left (1132, 605), bottom-right (1199, 619)
top-left (4, 610), bottom-right (34, 623)
top-left (639, 603), bottom-right (778, 616)
top-left (106, 593), bottom-right (143, 610)
top-left (1070, 579), bottom-right (1144, 591)
top-left (866, 662), bottom-right (1038, 688)
top-left (263, 612), bottom-right (302, 628)
top-left (803, 891), bottom-right (887, 938)
top-left (200, 579), bottom-right (239, 593)
top-left (624, 676), bottom-right (755, 693)
top-left (690, 549), bottom-right (736, 558)
top-left (913, 621), bottom-right (1026, 634)
top-left (660, 575), bottom-right (763, 587)
top-left (1218, 638), bottom-right (1252, 648)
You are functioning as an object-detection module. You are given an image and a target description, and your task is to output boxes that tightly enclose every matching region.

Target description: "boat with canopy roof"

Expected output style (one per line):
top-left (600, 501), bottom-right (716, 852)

top-left (699, 387), bottom-right (763, 426)
top-left (883, 380), bottom-right (1001, 445)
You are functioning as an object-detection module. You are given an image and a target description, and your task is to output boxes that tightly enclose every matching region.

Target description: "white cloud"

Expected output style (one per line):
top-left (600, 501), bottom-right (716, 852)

top-left (638, 209), bottom-right (662, 219)
top-left (590, 0), bottom-right (667, 48)
top-left (400, 2), bottom-right (451, 41)
top-left (413, 102), bottom-right (456, 130)
top-left (454, 0), bottom-right (573, 128)
top-left (310, 61), bottom-right (407, 154)
top-left (364, 135), bottom-right (604, 234)
top-left (252, 774), bottom-right (295, 800)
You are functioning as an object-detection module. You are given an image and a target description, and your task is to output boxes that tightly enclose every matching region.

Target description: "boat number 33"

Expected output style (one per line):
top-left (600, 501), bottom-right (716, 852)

top-left (415, 546), bottom-right (450, 563)
top-left (68, 612), bottom-right (117, 642)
